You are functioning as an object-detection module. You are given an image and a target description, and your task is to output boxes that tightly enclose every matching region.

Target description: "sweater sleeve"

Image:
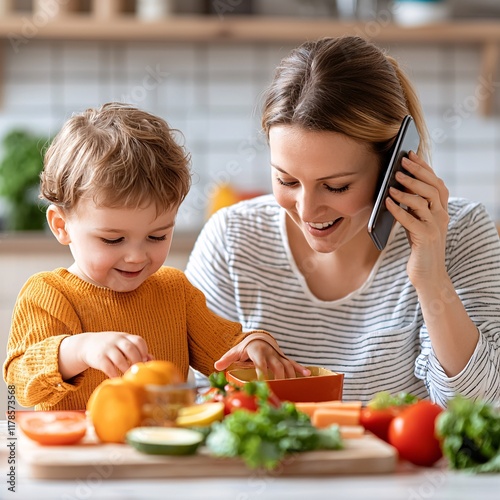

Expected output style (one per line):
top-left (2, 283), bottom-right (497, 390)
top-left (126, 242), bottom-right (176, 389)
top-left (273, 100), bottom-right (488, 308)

top-left (185, 208), bottom-right (241, 322)
top-left (3, 275), bottom-right (85, 408)
top-left (181, 272), bottom-right (276, 376)
top-left (416, 203), bottom-right (500, 405)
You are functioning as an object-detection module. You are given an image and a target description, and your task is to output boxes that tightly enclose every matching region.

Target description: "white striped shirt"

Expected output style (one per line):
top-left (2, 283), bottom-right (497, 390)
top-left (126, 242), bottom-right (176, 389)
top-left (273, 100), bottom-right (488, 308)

top-left (185, 195), bottom-right (500, 406)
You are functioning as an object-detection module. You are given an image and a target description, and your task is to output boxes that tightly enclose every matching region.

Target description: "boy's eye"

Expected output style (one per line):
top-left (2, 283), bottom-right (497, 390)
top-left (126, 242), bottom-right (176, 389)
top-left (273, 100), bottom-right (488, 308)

top-left (101, 237), bottom-right (124, 245)
top-left (149, 235), bottom-right (167, 242)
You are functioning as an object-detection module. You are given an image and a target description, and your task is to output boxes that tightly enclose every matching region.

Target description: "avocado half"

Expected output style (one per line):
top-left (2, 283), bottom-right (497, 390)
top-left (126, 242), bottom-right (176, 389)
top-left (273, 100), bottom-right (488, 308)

top-left (126, 427), bottom-right (204, 455)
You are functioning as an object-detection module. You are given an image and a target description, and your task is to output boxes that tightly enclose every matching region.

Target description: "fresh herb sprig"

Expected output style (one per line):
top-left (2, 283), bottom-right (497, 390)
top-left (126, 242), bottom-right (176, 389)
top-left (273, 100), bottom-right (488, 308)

top-left (206, 397), bottom-right (343, 470)
top-left (436, 395), bottom-right (500, 472)
top-left (367, 391), bottom-right (419, 410)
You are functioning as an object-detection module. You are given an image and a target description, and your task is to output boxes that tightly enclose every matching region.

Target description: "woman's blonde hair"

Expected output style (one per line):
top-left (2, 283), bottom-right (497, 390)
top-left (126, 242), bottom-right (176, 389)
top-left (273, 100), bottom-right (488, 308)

top-left (262, 36), bottom-right (429, 162)
top-left (40, 102), bottom-right (191, 214)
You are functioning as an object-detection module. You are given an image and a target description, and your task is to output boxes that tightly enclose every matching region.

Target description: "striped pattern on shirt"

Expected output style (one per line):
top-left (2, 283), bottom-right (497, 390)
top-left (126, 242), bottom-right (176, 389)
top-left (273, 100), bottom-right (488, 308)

top-left (186, 195), bottom-right (500, 406)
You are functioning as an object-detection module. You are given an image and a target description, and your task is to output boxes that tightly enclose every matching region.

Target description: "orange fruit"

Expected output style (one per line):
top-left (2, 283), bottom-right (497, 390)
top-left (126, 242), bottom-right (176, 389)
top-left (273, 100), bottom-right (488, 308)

top-left (87, 378), bottom-right (142, 443)
top-left (123, 360), bottom-right (183, 387)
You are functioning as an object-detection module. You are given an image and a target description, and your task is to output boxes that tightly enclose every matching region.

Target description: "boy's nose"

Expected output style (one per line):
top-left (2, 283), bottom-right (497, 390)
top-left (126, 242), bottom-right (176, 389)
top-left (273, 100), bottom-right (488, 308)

top-left (123, 246), bottom-right (147, 263)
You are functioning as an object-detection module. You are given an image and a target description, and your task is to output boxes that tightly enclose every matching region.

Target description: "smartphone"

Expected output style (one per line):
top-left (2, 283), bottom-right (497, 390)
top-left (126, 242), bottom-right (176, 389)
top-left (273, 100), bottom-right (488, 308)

top-left (367, 115), bottom-right (420, 251)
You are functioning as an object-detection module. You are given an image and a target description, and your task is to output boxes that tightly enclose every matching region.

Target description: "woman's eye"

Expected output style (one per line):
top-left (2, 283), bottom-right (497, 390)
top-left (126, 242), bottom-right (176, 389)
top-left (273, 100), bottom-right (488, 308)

top-left (325, 184), bottom-right (349, 193)
top-left (149, 235), bottom-right (167, 242)
top-left (101, 237), bottom-right (123, 245)
top-left (276, 177), bottom-right (297, 187)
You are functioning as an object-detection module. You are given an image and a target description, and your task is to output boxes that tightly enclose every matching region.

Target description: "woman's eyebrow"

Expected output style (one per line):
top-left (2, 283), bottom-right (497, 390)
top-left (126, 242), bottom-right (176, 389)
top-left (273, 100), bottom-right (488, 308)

top-left (271, 163), bottom-right (357, 181)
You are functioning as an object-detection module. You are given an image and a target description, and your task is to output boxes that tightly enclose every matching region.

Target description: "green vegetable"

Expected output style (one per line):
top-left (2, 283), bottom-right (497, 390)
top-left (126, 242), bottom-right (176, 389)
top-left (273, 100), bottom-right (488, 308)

top-left (208, 371), bottom-right (228, 392)
top-left (435, 395), bottom-right (500, 472)
top-left (0, 129), bottom-right (50, 231)
top-left (367, 391), bottom-right (419, 410)
top-left (240, 379), bottom-right (273, 401)
top-left (205, 399), bottom-right (343, 470)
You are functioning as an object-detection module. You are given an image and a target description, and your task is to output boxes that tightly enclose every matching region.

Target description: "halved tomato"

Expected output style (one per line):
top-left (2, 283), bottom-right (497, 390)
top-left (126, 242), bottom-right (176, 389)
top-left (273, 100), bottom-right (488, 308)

top-left (18, 411), bottom-right (87, 445)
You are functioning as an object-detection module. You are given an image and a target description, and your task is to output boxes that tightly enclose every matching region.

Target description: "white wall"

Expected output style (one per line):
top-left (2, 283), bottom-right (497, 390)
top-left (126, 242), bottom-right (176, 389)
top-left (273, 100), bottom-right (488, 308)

top-left (0, 40), bottom-right (499, 227)
top-left (1, 36), bottom-right (500, 414)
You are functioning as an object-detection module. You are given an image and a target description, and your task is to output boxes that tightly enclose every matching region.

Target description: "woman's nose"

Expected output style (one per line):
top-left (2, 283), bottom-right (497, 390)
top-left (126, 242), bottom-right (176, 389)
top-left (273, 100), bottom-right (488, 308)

top-left (297, 188), bottom-right (318, 221)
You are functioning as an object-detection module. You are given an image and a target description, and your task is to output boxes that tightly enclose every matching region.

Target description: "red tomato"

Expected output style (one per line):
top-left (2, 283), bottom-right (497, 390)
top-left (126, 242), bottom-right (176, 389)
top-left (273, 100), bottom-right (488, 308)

top-left (224, 391), bottom-right (258, 414)
top-left (18, 411), bottom-right (87, 446)
top-left (388, 401), bottom-right (443, 467)
top-left (359, 406), bottom-right (402, 443)
top-left (201, 387), bottom-right (225, 403)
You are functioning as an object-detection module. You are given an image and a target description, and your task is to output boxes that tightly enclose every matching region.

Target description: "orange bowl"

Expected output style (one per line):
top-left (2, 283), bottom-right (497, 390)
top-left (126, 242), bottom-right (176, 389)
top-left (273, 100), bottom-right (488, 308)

top-left (225, 366), bottom-right (344, 403)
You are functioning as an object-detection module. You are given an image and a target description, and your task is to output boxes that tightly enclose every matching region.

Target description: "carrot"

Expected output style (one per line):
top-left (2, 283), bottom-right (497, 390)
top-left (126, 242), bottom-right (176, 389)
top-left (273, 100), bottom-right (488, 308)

top-left (295, 401), bottom-right (362, 418)
top-left (316, 401), bottom-right (362, 410)
top-left (312, 408), bottom-right (360, 428)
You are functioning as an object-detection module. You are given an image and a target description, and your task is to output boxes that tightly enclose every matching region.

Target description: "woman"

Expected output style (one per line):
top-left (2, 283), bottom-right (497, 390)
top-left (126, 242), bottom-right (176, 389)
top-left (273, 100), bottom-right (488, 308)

top-left (186, 36), bottom-right (500, 406)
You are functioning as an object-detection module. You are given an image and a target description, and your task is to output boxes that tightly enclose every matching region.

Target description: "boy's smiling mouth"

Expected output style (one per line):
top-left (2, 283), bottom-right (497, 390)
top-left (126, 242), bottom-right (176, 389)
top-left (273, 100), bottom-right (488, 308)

top-left (116, 268), bottom-right (144, 278)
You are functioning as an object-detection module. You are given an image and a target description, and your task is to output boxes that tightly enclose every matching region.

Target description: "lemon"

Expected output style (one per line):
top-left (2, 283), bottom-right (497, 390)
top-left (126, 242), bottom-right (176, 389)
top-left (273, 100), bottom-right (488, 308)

top-left (176, 402), bottom-right (225, 427)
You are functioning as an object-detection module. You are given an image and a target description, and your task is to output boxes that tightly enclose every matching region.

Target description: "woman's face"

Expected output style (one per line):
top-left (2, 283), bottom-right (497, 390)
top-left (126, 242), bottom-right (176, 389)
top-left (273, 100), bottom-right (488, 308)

top-left (269, 124), bottom-right (381, 254)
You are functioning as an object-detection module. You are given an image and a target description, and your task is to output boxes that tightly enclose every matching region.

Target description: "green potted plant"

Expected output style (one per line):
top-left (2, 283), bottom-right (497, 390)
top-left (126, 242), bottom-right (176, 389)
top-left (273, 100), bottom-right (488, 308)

top-left (0, 129), bottom-right (50, 231)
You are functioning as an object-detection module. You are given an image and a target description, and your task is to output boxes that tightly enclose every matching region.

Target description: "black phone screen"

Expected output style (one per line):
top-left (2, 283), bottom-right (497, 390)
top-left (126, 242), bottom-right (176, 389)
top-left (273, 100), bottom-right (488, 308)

top-left (367, 115), bottom-right (421, 251)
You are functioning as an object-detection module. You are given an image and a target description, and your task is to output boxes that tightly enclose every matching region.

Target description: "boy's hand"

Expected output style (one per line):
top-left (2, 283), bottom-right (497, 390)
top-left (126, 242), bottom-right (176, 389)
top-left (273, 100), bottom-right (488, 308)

top-left (214, 339), bottom-right (310, 380)
top-left (59, 332), bottom-right (150, 380)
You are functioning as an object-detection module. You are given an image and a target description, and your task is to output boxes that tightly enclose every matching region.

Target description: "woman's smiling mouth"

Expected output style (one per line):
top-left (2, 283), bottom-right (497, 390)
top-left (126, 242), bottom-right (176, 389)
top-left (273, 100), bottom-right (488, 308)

top-left (308, 220), bottom-right (335, 229)
top-left (307, 218), bottom-right (342, 231)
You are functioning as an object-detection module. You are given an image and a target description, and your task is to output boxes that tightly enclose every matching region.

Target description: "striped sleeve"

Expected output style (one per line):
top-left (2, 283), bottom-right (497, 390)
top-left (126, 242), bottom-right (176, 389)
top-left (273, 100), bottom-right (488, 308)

top-left (417, 201), bottom-right (500, 405)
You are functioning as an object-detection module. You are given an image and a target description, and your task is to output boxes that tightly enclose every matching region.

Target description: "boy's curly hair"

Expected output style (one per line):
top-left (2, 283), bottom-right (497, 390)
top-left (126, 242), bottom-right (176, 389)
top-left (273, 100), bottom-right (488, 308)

top-left (40, 102), bottom-right (191, 215)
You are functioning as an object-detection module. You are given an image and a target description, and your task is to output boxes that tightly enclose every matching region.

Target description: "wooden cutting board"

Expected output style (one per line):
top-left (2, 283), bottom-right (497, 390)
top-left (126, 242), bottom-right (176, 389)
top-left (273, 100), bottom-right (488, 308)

top-left (20, 431), bottom-right (397, 479)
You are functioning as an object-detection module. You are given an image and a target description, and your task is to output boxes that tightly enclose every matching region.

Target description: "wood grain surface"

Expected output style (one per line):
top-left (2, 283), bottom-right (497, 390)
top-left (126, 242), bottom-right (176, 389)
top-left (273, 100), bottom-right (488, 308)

top-left (20, 431), bottom-right (397, 479)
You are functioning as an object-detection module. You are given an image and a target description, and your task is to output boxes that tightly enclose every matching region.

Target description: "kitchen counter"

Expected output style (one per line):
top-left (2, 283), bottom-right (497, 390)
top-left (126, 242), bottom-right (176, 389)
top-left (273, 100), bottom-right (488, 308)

top-left (1, 421), bottom-right (498, 500)
top-left (3, 457), bottom-right (499, 500)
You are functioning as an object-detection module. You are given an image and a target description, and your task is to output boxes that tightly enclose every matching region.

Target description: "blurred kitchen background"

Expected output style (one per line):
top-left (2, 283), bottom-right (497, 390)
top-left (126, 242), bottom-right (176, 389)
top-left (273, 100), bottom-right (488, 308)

top-left (0, 0), bottom-right (499, 411)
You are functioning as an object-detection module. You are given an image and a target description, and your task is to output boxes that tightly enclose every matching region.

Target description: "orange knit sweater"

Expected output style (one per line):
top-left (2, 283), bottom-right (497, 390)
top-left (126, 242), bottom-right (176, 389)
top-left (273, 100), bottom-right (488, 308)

top-left (3, 267), bottom-right (263, 411)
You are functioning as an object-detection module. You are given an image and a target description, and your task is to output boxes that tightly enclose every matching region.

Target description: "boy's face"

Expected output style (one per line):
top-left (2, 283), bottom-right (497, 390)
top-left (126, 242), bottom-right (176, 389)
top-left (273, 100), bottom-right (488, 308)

top-left (51, 199), bottom-right (177, 292)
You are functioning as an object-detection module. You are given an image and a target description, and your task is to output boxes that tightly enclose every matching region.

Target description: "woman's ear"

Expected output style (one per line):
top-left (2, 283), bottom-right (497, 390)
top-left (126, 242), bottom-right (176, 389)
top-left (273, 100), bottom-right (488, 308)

top-left (46, 205), bottom-right (71, 245)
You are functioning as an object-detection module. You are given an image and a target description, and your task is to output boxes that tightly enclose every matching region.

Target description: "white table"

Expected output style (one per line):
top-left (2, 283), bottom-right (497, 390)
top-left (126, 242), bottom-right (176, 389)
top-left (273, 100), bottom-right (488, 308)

top-left (3, 462), bottom-right (500, 500)
top-left (2, 416), bottom-right (498, 500)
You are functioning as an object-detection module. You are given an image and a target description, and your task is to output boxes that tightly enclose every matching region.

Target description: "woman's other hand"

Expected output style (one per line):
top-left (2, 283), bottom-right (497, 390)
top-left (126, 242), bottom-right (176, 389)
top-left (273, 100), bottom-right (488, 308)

top-left (214, 338), bottom-right (310, 380)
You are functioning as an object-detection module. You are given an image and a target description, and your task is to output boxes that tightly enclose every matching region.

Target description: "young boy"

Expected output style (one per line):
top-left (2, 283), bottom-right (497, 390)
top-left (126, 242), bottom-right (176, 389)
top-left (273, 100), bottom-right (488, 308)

top-left (3, 103), bottom-right (308, 411)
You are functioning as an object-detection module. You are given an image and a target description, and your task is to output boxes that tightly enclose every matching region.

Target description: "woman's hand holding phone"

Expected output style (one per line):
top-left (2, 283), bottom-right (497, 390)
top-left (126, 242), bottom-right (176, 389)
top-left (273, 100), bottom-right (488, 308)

top-left (385, 150), bottom-right (450, 289)
top-left (367, 115), bottom-right (420, 251)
